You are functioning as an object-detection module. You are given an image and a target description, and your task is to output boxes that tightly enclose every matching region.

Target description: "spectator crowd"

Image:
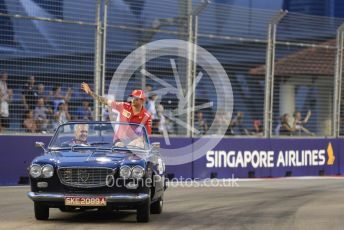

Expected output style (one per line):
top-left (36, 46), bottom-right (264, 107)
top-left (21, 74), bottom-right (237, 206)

top-left (0, 72), bottom-right (315, 136)
top-left (0, 72), bottom-right (94, 133)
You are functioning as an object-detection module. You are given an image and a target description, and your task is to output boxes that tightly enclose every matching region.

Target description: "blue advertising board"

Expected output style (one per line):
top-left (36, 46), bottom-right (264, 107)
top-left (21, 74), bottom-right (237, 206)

top-left (0, 136), bottom-right (342, 185)
top-left (193, 138), bottom-right (340, 179)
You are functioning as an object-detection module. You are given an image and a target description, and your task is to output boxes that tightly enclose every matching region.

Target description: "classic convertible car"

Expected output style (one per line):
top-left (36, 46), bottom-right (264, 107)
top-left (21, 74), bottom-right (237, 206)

top-left (27, 121), bottom-right (166, 222)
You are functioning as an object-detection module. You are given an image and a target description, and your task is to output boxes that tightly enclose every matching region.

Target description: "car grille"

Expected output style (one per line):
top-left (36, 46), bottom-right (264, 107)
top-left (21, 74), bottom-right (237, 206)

top-left (58, 167), bottom-right (115, 188)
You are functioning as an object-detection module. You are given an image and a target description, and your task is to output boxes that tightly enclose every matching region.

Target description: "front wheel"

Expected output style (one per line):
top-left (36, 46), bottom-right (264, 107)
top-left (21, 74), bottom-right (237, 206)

top-left (151, 197), bottom-right (163, 214)
top-left (34, 202), bottom-right (49, 220)
top-left (137, 199), bottom-right (150, 222)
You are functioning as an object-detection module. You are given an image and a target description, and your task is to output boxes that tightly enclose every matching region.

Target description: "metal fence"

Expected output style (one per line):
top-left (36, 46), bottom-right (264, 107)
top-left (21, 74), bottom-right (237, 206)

top-left (0, 0), bottom-right (343, 138)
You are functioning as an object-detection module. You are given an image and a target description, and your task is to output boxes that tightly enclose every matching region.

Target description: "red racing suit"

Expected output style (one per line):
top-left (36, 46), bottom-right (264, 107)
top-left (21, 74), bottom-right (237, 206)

top-left (111, 101), bottom-right (152, 141)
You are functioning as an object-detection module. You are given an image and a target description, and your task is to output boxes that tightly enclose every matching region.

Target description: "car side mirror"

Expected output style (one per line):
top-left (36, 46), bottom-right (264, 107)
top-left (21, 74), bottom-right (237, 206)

top-left (151, 142), bottom-right (160, 154)
top-left (35, 142), bottom-right (47, 153)
top-left (35, 142), bottom-right (45, 148)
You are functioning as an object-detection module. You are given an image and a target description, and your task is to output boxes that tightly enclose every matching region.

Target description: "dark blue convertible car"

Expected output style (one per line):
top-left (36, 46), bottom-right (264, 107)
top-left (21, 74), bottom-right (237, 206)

top-left (27, 121), bottom-right (166, 222)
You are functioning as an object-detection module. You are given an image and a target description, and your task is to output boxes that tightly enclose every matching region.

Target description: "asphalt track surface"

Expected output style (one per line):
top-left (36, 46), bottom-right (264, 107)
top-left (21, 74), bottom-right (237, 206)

top-left (1, 177), bottom-right (344, 230)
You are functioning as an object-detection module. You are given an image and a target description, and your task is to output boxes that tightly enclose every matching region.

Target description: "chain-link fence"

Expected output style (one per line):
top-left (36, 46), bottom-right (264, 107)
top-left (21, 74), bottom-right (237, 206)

top-left (0, 0), bottom-right (343, 138)
top-left (0, 0), bottom-right (97, 134)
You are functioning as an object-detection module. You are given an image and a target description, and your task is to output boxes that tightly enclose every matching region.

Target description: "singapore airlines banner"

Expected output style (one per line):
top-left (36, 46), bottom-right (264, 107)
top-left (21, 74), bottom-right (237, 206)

top-left (0, 136), bottom-right (343, 184)
top-left (192, 138), bottom-right (340, 179)
top-left (206, 143), bottom-right (335, 168)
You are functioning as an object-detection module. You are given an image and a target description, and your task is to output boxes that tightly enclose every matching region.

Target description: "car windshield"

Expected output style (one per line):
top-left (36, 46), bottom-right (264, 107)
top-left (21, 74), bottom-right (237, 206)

top-left (49, 122), bottom-right (149, 151)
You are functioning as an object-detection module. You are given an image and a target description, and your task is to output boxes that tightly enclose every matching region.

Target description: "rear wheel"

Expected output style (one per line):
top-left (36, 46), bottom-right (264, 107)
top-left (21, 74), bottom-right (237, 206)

top-left (151, 197), bottom-right (163, 214)
top-left (34, 202), bottom-right (49, 220)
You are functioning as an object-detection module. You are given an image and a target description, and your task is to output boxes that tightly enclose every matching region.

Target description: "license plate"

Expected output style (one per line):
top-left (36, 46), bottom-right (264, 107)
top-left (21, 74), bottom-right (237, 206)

top-left (65, 196), bottom-right (107, 206)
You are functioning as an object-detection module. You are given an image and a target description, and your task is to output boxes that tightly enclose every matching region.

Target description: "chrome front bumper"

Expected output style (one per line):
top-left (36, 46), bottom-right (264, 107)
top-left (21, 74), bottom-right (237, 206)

top-left (27, 192), bottom-right (149, 203)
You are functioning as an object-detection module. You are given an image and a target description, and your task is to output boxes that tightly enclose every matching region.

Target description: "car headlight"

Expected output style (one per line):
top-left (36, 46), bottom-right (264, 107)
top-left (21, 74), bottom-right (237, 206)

top-left (131, 166), bottom-right (145, 179)
top-left (42, 164), bottom-right (54, 178)
top-left (29, 164), bottom-right (42, 178)
top-left (120, 166), bottom-right (131, 179)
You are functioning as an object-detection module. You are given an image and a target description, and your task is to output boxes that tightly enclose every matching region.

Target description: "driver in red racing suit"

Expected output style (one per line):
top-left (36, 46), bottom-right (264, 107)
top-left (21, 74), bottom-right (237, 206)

top-left (81, 82), bottom-right (152, 143)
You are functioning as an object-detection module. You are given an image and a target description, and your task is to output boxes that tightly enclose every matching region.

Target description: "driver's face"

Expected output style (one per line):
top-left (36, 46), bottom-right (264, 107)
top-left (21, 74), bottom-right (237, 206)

top-left (131, 97), bottom-right (144, 107)
top-left (76, 126), bottom-right (88, 141)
